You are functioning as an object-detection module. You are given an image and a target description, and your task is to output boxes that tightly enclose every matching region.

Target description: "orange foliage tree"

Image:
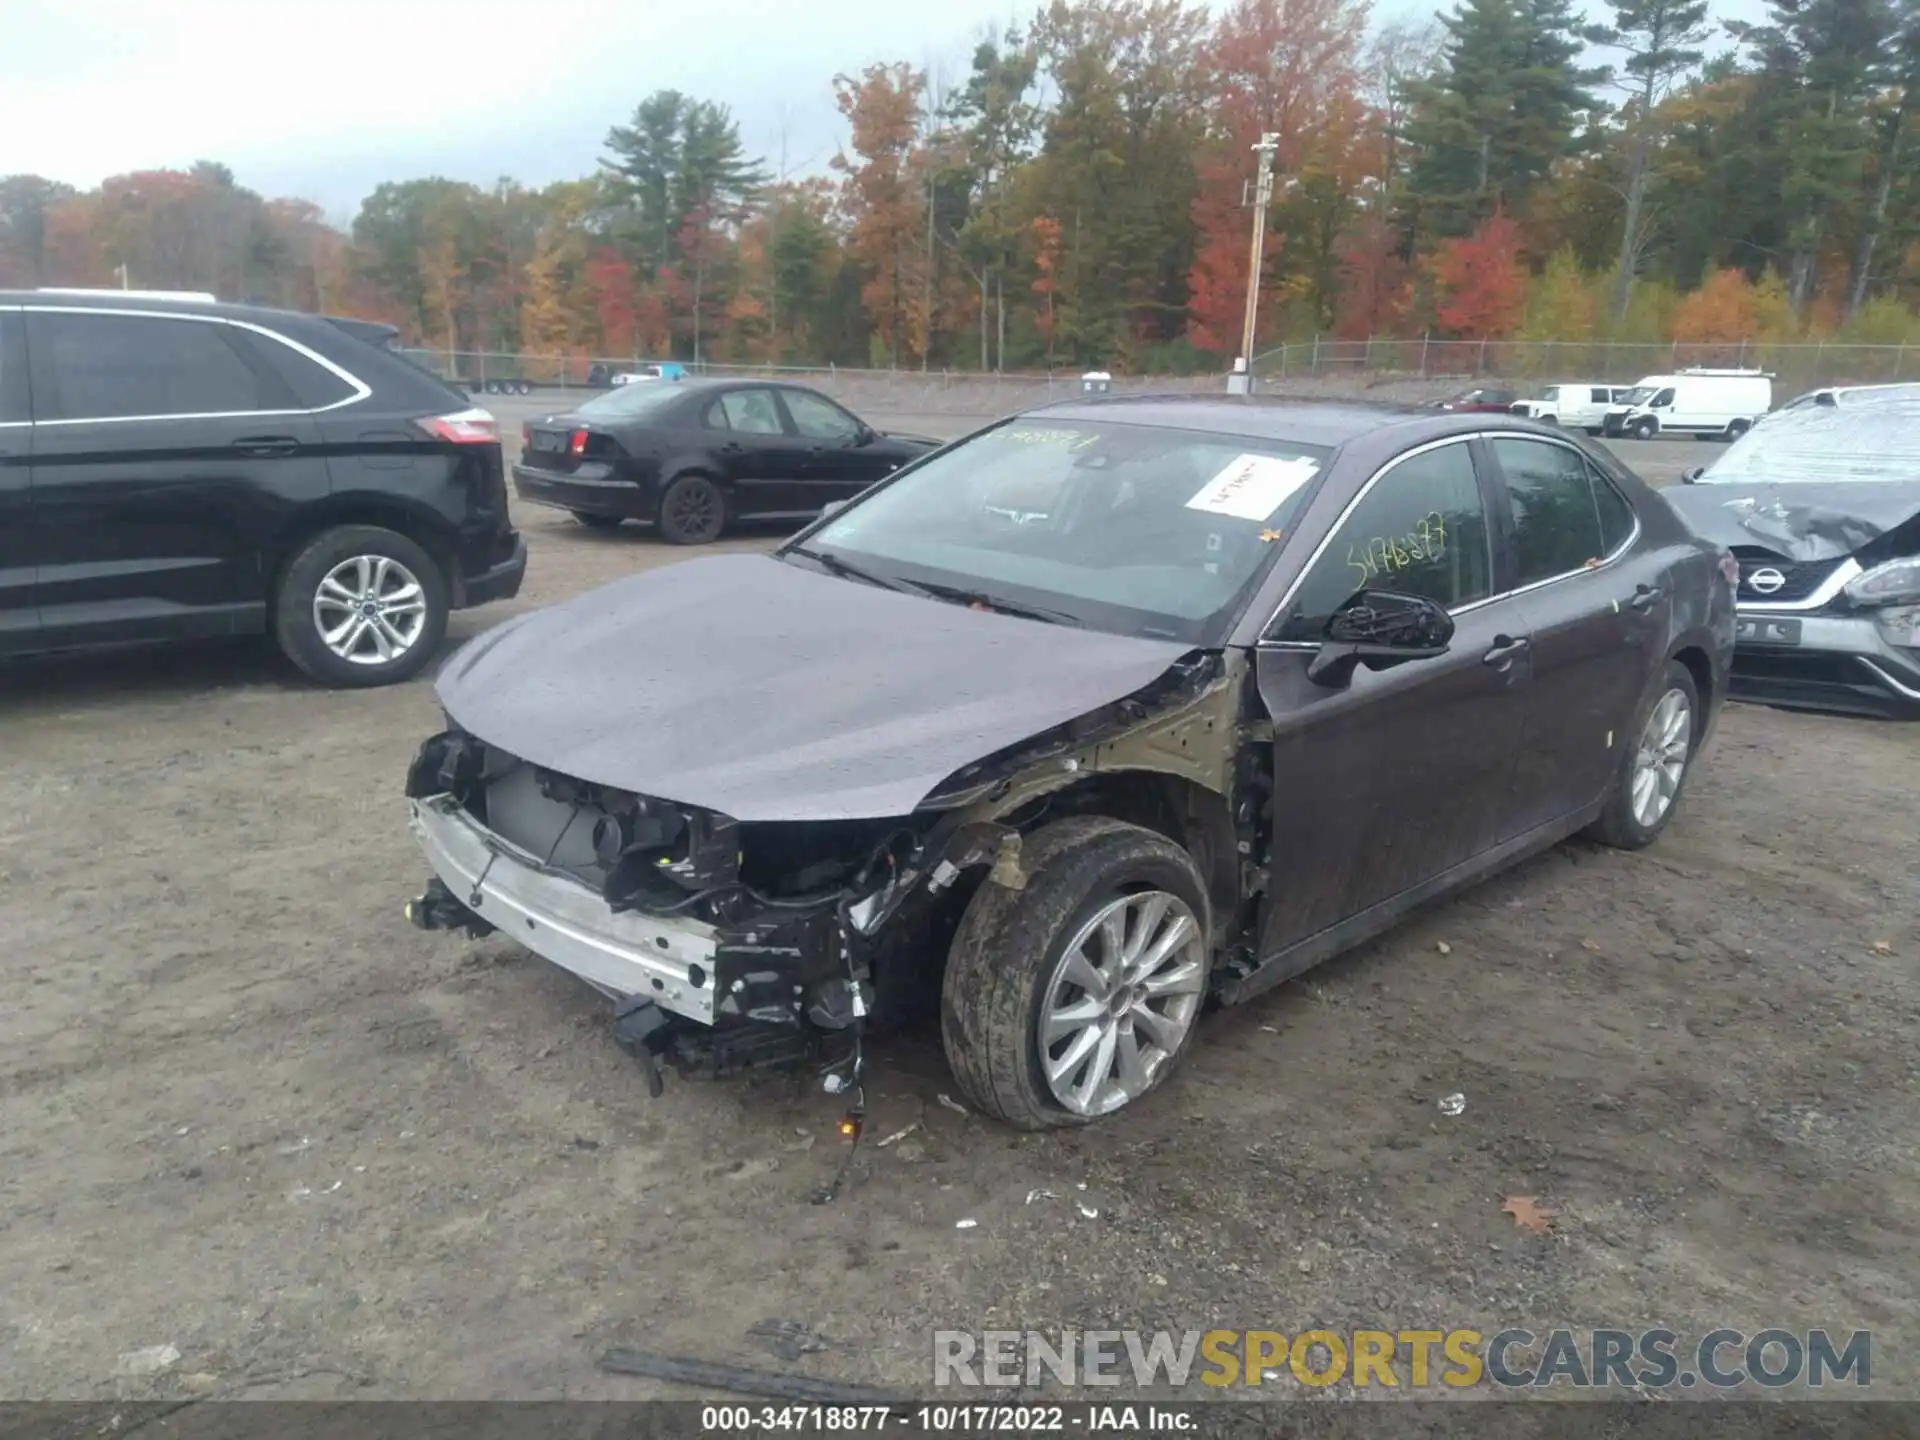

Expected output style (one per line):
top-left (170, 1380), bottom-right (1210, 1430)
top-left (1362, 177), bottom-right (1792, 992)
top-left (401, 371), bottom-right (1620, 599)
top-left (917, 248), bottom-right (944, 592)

top-left (833, 63), bottom-right (928, 366)
top-left (1184, 0), bottom-right (1372, 353)
top-left (1431, 213), bottom-right (1528, 338)
top-left (1667, 267), bottom-right (1759, 343)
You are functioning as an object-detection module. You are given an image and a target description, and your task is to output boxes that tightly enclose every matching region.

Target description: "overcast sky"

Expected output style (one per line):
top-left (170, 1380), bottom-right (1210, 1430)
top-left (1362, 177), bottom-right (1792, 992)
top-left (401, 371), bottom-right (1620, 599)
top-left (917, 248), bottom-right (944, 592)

top-left (5, 0), bottom-right (1763, 226)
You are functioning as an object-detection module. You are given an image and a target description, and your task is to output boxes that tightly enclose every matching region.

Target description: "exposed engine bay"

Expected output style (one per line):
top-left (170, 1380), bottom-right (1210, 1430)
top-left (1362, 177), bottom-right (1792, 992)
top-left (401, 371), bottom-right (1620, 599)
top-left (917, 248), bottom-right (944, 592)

top-left (402, 647), bottom-right (1258, 1122)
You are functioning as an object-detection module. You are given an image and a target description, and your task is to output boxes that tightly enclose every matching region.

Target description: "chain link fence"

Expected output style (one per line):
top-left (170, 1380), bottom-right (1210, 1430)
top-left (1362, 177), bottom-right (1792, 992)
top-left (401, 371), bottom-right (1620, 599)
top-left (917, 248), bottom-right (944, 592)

top-left (396, 338), bottom-right (1914, 418)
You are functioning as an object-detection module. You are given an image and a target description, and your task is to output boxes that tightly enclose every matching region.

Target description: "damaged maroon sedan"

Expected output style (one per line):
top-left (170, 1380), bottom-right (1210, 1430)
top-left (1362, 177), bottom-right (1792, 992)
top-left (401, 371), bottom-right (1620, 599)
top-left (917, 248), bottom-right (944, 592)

top-left (404, 396), bottom-right (1734, 1130)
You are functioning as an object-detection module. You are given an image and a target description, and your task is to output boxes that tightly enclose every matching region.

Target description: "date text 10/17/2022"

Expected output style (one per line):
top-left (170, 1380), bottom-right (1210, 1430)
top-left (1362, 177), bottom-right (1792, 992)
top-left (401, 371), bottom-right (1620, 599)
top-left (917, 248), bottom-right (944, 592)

top-left (699, 1404), bottom-right (1194, 1433)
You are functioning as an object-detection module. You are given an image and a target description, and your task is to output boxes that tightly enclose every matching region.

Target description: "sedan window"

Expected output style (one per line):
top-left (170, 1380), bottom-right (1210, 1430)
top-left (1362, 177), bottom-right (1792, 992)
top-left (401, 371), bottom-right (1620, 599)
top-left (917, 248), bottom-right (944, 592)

top-left (795, 419), bottom-right (1331, 644)
top-left (575, 383), bottom-right (686, 421)
top-left (1491, 437), bottom-right (1610, 584)
top-left (1271, 441), bottom-right (1490, 642)
top-left (718, 389), bottom-right (785, 435)
top-left (783, 389), bottom-right (863, 441)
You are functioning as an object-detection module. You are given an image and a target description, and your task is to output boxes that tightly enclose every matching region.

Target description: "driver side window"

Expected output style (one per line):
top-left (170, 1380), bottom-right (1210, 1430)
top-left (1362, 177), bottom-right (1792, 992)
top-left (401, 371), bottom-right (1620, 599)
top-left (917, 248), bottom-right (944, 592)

top-left (1270, 442), bottom-right (1492, 643)
top-left (783, 389), bottom-right (862, 442)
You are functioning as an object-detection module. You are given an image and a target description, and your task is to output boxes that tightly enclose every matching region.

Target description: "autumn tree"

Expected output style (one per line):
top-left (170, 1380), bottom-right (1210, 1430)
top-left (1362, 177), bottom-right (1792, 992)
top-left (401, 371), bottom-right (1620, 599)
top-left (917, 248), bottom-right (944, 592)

top-left (1431, 211), bottom-right (1528, 336)
top-left (948, 27), bottom-right (1041, 369)
top-left (1518, 245), bottom-right (1598, 338)
top-left (1184, 0), bottom-right (1373, 354)
top-left (0, 175), bottom-right (78, 285)
top-left (1025, 0), bottom-right (1209, 366)
top-left (833, 63), bottom-right (929, 365)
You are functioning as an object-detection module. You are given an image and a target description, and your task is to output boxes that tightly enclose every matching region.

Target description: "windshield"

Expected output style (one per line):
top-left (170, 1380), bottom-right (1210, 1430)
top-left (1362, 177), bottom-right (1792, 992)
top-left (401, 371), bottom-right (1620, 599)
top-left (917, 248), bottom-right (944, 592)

top-left (1621, 386), bottom-right (1656, 405)
top-left (575, 383), bottom-right (687, 421)
top-left (787, 418), bottom-right (1332, 644)
top-left (1698, 402), bottom-right (1920, 484)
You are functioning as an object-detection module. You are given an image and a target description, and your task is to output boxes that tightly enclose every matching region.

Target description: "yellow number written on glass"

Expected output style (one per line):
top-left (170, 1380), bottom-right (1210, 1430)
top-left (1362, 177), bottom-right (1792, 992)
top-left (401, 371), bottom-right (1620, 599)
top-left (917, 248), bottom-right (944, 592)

top-left (1345, 510), bottom-right (1449, 587)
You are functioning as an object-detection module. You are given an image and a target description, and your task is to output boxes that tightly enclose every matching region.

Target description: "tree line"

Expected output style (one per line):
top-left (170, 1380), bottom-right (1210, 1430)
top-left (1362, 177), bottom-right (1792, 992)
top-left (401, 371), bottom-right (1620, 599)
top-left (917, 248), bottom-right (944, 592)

top-left (3, 0), bottom-right (1917, 372)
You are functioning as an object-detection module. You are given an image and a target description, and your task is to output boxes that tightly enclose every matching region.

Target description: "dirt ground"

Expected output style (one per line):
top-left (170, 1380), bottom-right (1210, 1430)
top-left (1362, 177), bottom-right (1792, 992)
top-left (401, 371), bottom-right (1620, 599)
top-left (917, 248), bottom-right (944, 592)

top-left (1, 408), bottom-right (1916, 1410)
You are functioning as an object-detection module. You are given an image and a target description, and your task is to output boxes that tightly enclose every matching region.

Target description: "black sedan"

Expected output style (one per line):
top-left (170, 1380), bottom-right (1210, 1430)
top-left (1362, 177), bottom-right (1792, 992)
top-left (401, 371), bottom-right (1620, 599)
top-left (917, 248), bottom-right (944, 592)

top-left (408, 396), bottom-right (1737, 1129)
top-left (512, 379), bottom-right (940, 543)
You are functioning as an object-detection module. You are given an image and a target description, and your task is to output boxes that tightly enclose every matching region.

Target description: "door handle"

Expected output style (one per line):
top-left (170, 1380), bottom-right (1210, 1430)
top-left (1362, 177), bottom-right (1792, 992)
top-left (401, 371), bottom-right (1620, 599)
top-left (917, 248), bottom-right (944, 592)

top-left (717, 442), bottom-right (743, 454)
top-left (233, 435), bottom-right (299, 458)
top-left (1629, 584), bottom-right (1664, 611)
top-left (1482, 635), bottom-right (1531, 667)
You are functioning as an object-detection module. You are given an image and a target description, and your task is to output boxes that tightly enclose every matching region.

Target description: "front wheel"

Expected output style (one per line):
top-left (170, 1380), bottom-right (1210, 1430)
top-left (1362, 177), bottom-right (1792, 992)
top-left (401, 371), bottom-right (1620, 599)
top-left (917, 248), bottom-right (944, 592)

top-left (1586, 661), bottom-right (1702, 850)
top-left (274, 525), bottom-right (449, 688)
top-left (940, 817), bottom-right (1211, 1130)
top-left (657, 473), bottom-right (728, 545)
top-left (1724, 419), bottom-right (1751, 442)
top-left (1631, 416), bottom-right (1659, 440)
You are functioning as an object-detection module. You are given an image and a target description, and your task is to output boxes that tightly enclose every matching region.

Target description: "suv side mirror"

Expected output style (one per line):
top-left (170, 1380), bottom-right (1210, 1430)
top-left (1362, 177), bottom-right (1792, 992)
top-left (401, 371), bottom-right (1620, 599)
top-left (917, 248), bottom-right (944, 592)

top-left (1307, 590), bottom-right (1455, 689)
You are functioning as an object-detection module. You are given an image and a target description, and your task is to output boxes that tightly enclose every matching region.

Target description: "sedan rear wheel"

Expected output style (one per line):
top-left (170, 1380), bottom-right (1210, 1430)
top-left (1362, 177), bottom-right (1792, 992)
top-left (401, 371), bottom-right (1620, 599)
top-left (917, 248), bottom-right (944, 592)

top-left (941, 817), bottom-right (1211, 1129)
top-left (658, 474), bottom-right (727, 545)
top-left (1587, 660), bottom-right (1701, 849)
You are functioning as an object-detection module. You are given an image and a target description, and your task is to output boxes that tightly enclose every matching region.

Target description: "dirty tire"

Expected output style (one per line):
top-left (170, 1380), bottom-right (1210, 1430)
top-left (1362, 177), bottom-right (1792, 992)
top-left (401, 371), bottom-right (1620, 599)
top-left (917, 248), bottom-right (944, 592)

top-left (940, 817), bottom-right (1211, 1131)
top-left (273, 525), bottom-right (448, 689)
top-left (1586, 659), bottom-right (1702, 850)
top-left (657, 474), bottom-right (727, 545)
top-left (571, 511), bottom-right (625, 530)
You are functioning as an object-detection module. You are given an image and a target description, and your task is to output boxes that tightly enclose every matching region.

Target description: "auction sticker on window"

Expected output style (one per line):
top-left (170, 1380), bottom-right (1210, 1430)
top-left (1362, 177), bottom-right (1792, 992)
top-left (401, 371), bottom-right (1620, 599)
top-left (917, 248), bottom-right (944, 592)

top-left (1185, 453), bottom-right (1318, 521)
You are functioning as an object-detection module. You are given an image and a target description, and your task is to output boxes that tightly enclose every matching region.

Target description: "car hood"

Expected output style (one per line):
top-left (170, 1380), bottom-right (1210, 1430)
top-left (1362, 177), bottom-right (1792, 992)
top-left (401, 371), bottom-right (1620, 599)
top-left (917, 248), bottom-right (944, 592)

top-left (882, 431), bottom-right (942, 448)
top-left (434, 553), bottom-right (1195, 822)
top-left (1663, 482), bottom-right (1920, 562)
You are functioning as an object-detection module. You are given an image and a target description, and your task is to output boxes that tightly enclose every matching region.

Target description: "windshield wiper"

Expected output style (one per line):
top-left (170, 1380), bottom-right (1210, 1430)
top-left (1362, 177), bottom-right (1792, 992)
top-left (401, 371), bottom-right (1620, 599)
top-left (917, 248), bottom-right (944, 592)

top-left (788, 545), bottom-right (927, 596)
top-left (908, 580), bottom-right (1083, 627)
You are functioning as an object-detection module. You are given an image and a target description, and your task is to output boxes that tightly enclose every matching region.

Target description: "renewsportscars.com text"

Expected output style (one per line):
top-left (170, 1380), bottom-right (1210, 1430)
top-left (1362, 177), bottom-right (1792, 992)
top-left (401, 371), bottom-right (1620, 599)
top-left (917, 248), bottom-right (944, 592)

top-left (933, 1327), bottom-right (1872, 1390)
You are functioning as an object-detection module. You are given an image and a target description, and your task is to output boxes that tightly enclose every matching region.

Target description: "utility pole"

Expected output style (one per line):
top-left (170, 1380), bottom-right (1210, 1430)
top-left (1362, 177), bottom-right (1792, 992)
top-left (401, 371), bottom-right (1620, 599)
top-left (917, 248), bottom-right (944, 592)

top-left (1237, 133), bottom-right (1280, 392)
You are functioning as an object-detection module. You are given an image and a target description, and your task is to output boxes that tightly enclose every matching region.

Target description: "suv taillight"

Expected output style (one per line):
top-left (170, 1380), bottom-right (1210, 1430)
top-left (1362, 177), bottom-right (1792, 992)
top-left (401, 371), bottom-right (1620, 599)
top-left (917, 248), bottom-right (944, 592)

top-left (415, 407), bottom-right (498, 444)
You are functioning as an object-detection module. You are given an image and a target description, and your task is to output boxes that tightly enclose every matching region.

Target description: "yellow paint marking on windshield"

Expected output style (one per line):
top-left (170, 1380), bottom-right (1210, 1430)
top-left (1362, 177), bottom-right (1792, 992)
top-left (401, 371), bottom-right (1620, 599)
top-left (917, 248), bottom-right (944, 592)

top-left (1345, 511), bottom-right (1447, 586)
top-left (999, 427), bottom-right (1099, 449)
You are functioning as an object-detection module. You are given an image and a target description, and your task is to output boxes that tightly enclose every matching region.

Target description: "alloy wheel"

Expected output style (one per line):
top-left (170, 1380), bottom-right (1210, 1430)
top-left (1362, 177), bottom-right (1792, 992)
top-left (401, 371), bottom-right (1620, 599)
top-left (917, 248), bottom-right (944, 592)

top-left (312, 554), bottom-right (429, 666)
top-left (1630, 687), bottom-right (1692, 829)
top-left (1036, 890), bottom-right (1206, 1117)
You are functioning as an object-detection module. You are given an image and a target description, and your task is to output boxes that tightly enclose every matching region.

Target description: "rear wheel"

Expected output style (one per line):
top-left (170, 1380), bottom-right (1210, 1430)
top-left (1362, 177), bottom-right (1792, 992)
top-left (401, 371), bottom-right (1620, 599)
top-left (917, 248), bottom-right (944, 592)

top-left (940, 817), bottom-right (1211, 1130)
top-left (274, 525), bottom-right (448, 688)
top-left (657, 473), bottom-right (728, 545)
top-left (1724, 418), bottom-right (1751, 443)
top-left (1586, 661), bottom-right (1701, 850)
top-left (571, 511), bottom-right (625, 531)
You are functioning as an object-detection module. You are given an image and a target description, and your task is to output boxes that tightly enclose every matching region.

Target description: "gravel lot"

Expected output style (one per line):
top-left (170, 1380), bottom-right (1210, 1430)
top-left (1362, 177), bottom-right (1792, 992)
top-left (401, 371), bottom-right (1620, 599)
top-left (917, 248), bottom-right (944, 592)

top-left (1, 395), bottom-right (1915, 1409)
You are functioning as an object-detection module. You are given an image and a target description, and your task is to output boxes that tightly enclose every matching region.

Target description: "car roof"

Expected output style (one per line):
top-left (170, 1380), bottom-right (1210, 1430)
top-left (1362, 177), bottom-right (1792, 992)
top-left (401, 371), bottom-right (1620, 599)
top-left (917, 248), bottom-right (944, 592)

top-left (1025, 392), bottom-right (1458, 448)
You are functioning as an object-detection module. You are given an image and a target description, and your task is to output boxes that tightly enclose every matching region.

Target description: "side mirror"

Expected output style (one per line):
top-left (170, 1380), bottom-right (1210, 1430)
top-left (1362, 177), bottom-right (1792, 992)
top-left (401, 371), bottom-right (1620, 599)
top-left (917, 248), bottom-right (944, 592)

top-left (1681, 466), bottom-right (1704, 484)
top-left (853, 424), bottom-right (876, 447)
top-left (1307, 590), bottom-right (1455, 689)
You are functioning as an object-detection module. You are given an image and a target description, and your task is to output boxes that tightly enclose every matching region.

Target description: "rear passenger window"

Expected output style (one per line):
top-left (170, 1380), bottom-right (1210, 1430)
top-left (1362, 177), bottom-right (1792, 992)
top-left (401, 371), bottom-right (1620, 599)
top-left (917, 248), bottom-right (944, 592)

top-left (231, 327), bottom-right (358, 409)
top-left (0, 314), bottom-right (26, 424)
top-left (1590, 466), bottom-right (1636, 554)
top-left (718, 389), bottom-right (784, 435)
top-left (1491, 437), bottom-right (1609, 584)
top-left (39, 313), bottom-right (291, 420)
top-left (1590, 388), bottom-right (1610, 404)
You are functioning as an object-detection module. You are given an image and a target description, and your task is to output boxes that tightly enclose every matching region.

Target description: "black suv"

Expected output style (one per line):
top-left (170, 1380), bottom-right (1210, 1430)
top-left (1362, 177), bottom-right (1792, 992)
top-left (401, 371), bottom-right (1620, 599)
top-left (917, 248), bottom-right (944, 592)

top-left (0, 291), bottom-right (526, 687)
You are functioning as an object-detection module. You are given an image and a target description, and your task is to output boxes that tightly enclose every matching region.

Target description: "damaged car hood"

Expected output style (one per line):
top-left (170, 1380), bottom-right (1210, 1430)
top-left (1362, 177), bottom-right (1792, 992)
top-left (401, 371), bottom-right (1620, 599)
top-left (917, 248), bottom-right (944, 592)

top-left (435, 553), bottom-right (1196, 822)
top-left (1663, 482), bottom-right (1920, 561)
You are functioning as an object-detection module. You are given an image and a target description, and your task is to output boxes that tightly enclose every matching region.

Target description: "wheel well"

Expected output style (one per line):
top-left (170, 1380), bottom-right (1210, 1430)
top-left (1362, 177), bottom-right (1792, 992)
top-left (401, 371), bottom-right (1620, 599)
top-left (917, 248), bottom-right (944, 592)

top-left (1672, 645), bottom-right (1713, 727)
top-left (265, 502), bottom-right (457, 621)
top-left (996, 772), bottom-right (1240, 922)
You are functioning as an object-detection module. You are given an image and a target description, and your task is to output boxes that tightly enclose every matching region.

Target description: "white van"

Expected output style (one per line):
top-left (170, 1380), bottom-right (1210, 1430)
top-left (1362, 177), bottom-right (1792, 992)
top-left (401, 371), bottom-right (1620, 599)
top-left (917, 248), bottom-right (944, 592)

top-left (1602, 368), bottom-right (1773, 441)
top-left (1509, 382), bottom-right (1634, 433)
